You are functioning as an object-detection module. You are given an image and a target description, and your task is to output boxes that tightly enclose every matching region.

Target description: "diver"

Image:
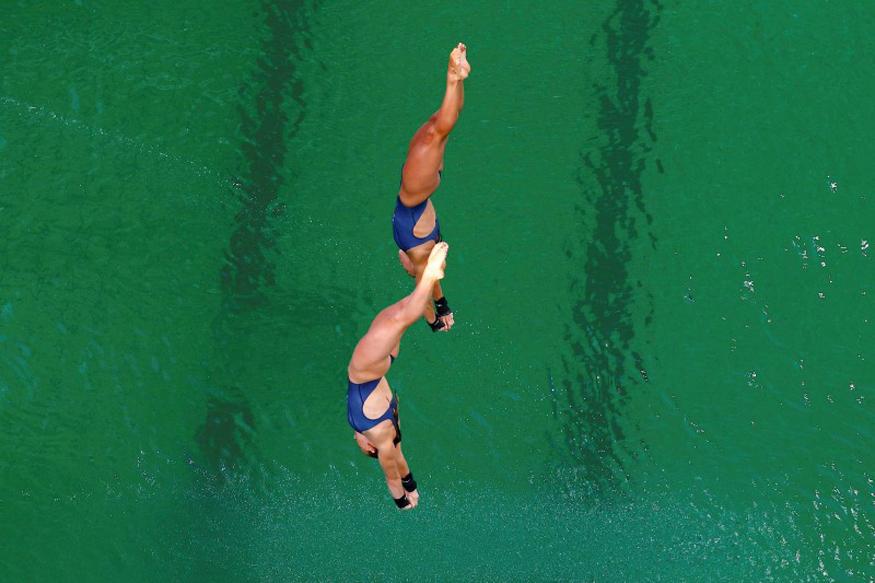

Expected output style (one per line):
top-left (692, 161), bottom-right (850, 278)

top-left (346, 243), bottom-right (449, 510)
top-left (393, 43), bottom-right (470, 332)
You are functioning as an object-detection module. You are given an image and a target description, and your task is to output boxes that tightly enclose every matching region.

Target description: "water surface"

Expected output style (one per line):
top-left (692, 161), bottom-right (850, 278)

top-left (1, 1), bottom-right (873, 580)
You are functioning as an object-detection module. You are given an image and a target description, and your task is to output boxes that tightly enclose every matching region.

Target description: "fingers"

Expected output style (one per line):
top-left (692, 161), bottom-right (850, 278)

top-left (439, 314), bottom-right (454, 331)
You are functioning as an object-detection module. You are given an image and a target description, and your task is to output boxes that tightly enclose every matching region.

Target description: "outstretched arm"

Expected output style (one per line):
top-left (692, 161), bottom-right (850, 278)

top-left (377, 442), bottom-right (403, 498)
top-left (368, 423), bottom-right (417, 510)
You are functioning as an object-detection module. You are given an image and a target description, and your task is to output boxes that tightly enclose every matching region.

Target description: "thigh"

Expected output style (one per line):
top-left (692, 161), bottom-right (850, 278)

top-left (400, 133), bottom-right (447, 204)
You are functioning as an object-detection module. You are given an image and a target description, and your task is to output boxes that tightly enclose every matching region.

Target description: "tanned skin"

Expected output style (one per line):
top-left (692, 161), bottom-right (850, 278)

top-left (396, 44), bottom-right (470, 330)
top-left (348, 242), bottom-right (449, 507)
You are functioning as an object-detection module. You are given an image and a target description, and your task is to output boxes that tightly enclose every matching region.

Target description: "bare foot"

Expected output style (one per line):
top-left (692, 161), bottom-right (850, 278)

top-left (448, 43), bottom-right (470, 82)
top-left (423, 242), bottom-right (448, 281)
top-left (398, 250), bottom-right (416, 278)
top-left (406, 489), bottom-right (420, 508)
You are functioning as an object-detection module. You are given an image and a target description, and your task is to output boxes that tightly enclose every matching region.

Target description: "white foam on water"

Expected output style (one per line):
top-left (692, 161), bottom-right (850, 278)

top-left (0, 94), bottom-right (238, 193)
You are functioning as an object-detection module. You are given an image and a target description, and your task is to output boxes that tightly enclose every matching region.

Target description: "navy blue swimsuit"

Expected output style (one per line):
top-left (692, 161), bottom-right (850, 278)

top-left (392, 170), bottom-right (443, 251)
top-left (347, 355), bottom-right (400, 439)
top-left (392, 197), bottom-right (441, 251)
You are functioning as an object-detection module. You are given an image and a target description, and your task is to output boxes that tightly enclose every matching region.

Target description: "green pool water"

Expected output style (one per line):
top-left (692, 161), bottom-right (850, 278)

top-left (1, 1), bottom-right (873, 580)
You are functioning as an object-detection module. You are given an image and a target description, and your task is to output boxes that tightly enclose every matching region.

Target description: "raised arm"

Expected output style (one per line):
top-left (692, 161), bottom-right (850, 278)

top-left (366, 422), bottom-right (417, 510)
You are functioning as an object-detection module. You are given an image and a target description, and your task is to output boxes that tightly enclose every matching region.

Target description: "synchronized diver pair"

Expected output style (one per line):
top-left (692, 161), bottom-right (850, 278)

top-left (345, 43), bottom-right (471, 510)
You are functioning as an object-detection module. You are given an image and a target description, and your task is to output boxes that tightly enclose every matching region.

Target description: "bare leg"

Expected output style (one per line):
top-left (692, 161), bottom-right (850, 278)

top-left (403, 240), bottom-right (453, 331)
top-left (350, 247), bottom-right (449, 510)
top-left (348, 243), bottom-right (449, 381)
top-left (399, 43), bottom-right (471, 207)
top-left (403, 241), bottom-right (438, 323)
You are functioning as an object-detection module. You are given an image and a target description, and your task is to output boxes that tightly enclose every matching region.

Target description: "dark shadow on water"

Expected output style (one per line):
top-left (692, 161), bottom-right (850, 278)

top-left (550, 0), bottom-right (660, 501)
top-left (195, 394), bottom-right (257, 476)
top-left (195, 0), bottom-right (310, 489)
top-left (186, 3), bottom-right (317, 578)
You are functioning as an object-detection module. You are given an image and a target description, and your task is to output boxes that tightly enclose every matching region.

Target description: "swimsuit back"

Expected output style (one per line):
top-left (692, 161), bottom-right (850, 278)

top-left (347, 378), bottom-right (398, 433)
top-left (392, 196), bottom-right (441, 251)
top-left (346, 354), bottom-right (398, 434)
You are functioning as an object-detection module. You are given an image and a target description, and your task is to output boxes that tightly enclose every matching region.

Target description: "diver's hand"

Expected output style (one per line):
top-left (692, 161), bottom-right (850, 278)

top-left (438, 312), bottom-right (454, 331)
top-left (393, 493), bottom-right (415, 511)
top-left (434, 296), bottom-right (453, 332)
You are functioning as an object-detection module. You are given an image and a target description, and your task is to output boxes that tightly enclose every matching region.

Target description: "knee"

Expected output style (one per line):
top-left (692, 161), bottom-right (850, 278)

top-left (425, 116), bottom-right (449, 140)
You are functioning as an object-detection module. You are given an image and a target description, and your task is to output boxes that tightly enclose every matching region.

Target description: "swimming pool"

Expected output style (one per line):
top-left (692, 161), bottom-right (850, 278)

top-left (1, 1), bottom-right (872, 580)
